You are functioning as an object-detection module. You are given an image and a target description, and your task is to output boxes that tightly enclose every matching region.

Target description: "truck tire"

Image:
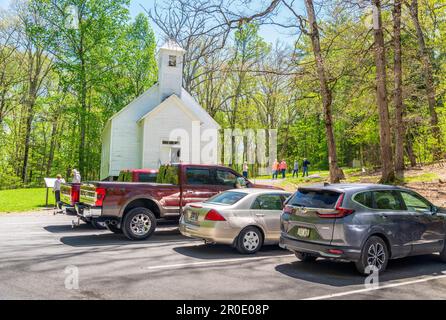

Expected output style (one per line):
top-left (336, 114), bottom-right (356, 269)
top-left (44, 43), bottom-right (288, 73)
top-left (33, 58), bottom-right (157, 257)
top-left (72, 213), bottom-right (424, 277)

top-left (91, 219), bottom-right (107, 230)
top-left (236, 226), bottom-right (263, 254)
top-left (122, 207), bottom-right (157, 241)
top-left (106, 224), bottom-right (123, 234)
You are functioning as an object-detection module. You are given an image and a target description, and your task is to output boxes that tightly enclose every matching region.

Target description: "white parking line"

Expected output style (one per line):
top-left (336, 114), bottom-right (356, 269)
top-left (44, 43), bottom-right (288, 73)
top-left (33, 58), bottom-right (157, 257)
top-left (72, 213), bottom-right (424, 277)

top-left (303, 272), bottom-right (446, 300)
top-left (146, 254), bottom-right (294, 270)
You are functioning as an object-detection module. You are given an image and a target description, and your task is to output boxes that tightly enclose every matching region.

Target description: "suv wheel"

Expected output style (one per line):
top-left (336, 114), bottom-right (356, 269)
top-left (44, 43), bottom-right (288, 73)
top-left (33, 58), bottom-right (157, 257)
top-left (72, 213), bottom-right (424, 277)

top-left (355, 236), bottom-right (389, 275)
top-left (123, 208), bottom-right (157, 241)
top-left (236, 226), bottom-right (263, 254)
top-left (295, 252), bottom-right (317, 262)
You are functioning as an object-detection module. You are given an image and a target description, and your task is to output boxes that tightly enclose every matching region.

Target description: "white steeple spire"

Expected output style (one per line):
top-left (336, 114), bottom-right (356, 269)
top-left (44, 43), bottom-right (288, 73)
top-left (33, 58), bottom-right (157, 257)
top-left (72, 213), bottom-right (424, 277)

top-left (158, 40), bottom-right (186, 101)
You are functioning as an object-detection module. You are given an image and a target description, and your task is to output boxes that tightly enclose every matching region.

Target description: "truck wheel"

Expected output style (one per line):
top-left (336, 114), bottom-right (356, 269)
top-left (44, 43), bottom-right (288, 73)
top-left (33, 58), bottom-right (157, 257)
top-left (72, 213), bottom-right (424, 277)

top-left (355, 236), bottom-right (389, 275)
top-left (236, 226), bottom-right (263, 254)
top-left (123, 208), bottom-right (157, 241)
top-left (106, 224), bottom-right (123, 234)
top-left (91, 219), bottom-right (107, 230)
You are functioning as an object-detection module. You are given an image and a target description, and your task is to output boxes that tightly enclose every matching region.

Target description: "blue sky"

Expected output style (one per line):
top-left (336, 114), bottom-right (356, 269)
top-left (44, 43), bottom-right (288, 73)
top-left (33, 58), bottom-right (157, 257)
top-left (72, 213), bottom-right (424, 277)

top-left (0, 0), bottom-right (296, 45)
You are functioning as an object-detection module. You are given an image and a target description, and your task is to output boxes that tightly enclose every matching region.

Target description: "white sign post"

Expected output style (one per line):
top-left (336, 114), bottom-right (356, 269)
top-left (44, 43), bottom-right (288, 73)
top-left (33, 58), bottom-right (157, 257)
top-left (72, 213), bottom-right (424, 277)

top-left (43, 178), bottom-right (66, 207)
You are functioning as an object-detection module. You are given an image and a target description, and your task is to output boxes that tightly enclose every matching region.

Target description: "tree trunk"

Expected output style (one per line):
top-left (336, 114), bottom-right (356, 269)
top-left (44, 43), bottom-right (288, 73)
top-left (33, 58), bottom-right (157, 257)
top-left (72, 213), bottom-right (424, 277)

top-left (372, 0), bottom-right (395, 183)
top-left (21, 102), bottom-right (34, 183)
top-left (408, 0), bottom-right (443, 160)
top-left (78, 54), bottom-right (87, 175)
top-left (46, 116), bottom-right (59, 176)
top-left (304, 0), bottom-right (343, 183)
top-left (393, 0), bottom-right (405, 178)
top-left (405, 131), bottom-right (417, 167)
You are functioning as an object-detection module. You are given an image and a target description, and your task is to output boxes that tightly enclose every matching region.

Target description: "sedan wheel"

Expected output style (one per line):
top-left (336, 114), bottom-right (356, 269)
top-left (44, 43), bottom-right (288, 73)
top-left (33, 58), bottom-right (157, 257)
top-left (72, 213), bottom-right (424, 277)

top-left (236, 226), bottom-right (263, 254)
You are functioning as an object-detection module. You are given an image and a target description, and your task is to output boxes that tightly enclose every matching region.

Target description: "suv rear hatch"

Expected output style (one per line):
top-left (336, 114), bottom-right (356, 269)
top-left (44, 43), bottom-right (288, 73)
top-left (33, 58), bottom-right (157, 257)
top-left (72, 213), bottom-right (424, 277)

top-left (282, 187), bottom-right (352, 245)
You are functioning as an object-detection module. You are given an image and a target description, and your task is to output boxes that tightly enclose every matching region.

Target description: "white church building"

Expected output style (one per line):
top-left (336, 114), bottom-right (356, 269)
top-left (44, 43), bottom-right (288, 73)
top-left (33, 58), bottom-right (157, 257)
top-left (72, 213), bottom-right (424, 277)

top-left (100, 41), bottom-right (220, 180)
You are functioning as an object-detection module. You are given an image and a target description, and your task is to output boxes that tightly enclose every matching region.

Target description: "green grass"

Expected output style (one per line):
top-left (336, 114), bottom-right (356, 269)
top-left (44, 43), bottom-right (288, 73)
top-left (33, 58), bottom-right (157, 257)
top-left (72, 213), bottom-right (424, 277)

top-left (0, 188), bottom-right (50, 213)
top-left (403, 172), bottom-right (440, 183)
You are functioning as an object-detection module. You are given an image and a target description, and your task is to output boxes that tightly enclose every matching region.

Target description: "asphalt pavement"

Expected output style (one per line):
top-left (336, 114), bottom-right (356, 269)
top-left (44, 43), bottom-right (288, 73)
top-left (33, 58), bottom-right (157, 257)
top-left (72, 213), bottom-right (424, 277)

top-left (1, 211), bottom-right (446, 300)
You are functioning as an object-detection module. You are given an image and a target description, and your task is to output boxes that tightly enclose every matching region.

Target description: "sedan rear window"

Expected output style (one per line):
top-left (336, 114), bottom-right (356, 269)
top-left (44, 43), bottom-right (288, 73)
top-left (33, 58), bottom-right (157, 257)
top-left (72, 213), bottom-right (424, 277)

top-left (205, 192), bottom-right (247, 205)
top-left (289, 189), bottom-right (341, 209)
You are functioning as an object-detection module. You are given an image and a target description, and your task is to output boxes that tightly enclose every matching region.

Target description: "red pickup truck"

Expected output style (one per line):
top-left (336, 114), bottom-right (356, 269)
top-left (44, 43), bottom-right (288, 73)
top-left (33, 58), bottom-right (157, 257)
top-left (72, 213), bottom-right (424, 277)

top-left (59, 169), bottom-right (159, 229)
top-left (76, 164), bottom-right (281, 241)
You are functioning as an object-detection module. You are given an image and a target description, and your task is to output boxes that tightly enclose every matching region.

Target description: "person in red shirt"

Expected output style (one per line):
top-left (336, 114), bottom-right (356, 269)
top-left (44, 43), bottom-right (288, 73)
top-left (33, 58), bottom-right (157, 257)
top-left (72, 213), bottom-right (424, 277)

top-left (279, 160), bottom-right (287, 179)
top-left (272, 159), bottom-right (279, 180)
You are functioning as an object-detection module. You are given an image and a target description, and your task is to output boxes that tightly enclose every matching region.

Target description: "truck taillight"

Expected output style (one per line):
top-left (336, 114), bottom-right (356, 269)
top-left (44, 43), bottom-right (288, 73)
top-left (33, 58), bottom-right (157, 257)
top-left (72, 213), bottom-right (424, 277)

top-left (204, 209), bottom-right (226, 221)
top-left (283, 205), bottom-right (294, 214)
top-left (71, 189), bottom-right (79, 206)
top-left (95, 188), bottom-right (106, 207)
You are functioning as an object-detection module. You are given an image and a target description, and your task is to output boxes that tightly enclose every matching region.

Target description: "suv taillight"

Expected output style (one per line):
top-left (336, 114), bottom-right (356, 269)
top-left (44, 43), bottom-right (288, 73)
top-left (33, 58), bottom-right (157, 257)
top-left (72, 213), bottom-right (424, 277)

top-left (317, 194), bottom-right (355, 218)
top-left (95, 188), bottom-right (106, 207)
top-left (204, 209), bottom-right (226, 221)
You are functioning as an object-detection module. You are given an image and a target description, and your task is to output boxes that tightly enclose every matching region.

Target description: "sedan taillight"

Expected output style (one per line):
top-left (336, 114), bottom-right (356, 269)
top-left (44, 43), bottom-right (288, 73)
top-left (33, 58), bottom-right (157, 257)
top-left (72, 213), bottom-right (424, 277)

top-left (204, 209), bottom-right (226, 221)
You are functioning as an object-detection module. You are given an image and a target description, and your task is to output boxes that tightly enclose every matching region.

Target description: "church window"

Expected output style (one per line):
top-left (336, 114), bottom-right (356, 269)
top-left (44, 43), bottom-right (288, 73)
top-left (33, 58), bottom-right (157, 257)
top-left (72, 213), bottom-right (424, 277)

top-left (168, 55), bottom-right (177, 67)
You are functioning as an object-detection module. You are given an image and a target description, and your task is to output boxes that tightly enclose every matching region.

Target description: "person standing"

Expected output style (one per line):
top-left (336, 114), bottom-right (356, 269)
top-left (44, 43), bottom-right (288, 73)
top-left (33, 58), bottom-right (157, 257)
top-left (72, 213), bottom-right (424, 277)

top-left (293, 160), bottom-right (299, 178)
top-left (72, 169), bottom-right (81, 183)
top-left (242, 162), bottom-right (249, 179)
top-left (302, 158), bottom-right (311, 177)
top-left (53, 174), bottom-right (62, 208)
top-left (272, 159), bottom-right (279, 180)
top-left (279, 160), bottom-right (287, 179)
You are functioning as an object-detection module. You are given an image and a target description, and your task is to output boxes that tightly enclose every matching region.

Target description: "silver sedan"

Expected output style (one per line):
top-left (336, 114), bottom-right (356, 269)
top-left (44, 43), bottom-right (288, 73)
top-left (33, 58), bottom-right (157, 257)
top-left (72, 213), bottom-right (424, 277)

top-left (179, 189), bottom-right (291, 254)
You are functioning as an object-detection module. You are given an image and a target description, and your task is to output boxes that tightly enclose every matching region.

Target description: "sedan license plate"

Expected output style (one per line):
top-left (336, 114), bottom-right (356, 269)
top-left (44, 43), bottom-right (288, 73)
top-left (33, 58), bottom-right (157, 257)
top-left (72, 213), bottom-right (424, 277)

top-left (189, 212), bottom-right (199, 221)
top-left (297, 227), bottom-right (310, 238)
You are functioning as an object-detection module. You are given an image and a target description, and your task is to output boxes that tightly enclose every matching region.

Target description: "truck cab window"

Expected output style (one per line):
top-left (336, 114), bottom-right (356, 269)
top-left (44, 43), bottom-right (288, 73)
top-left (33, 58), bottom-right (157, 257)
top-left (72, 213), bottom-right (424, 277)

top-left (186, 168), bottom-right (212, 185)
top-left (215, 170), bottom-right (238, 187)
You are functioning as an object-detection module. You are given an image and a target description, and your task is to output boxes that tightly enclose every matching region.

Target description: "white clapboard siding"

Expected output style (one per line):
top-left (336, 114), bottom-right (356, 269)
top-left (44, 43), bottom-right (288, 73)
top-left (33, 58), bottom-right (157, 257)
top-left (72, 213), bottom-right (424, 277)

top-left (140, 95), bottom-right (201, 169)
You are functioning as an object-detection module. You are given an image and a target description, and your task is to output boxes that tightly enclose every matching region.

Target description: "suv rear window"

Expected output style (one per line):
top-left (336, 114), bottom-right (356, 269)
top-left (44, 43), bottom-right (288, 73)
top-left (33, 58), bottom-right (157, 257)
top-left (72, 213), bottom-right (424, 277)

top-left (289, 189), bottom-right (341, 209)
top-left (205, 192), bottom-right (247, 205)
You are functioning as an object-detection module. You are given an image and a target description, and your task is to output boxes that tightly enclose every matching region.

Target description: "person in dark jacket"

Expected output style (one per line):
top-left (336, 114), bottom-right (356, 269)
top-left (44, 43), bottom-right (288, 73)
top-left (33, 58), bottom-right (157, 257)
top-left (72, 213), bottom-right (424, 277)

top-left (302, 158), bottom-right (310, 177)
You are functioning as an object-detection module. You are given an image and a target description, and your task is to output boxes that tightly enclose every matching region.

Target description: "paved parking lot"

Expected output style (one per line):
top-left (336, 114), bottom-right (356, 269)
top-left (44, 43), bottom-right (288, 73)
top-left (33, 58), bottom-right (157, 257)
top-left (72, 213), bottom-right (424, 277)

top-left (1, 211), bottom-right (446, 300)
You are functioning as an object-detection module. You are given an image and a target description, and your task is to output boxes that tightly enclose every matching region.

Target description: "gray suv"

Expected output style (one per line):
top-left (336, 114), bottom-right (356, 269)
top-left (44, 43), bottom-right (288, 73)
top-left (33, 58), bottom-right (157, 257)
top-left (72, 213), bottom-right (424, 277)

top-left (279, 184), bottom-right (446, 275)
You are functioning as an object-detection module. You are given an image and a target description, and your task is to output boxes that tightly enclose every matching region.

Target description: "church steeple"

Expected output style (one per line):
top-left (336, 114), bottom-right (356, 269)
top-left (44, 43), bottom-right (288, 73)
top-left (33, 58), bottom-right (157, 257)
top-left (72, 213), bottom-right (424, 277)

top-left (158, 40), bottom-right (186, 101)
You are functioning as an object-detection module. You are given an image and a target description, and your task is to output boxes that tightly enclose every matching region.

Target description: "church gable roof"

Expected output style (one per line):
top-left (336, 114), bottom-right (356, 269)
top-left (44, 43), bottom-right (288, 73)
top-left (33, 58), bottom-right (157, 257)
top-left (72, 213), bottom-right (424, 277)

top-left (107, 83), bottom-right (159, 124)
top-left (137, 94), bottom-right (201, 124)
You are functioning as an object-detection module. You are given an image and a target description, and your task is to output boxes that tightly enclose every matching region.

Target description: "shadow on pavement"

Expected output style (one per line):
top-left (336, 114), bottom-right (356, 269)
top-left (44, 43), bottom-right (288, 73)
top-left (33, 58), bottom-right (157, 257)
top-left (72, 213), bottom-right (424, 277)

top-left (44, 224), bottom-right (101, 233)
top-left (275, 254), bottom-right (446, 287)
top-left (59, 227), bottom-right (191, 247)
top-left (173, 243), bottom-right (289, 260)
